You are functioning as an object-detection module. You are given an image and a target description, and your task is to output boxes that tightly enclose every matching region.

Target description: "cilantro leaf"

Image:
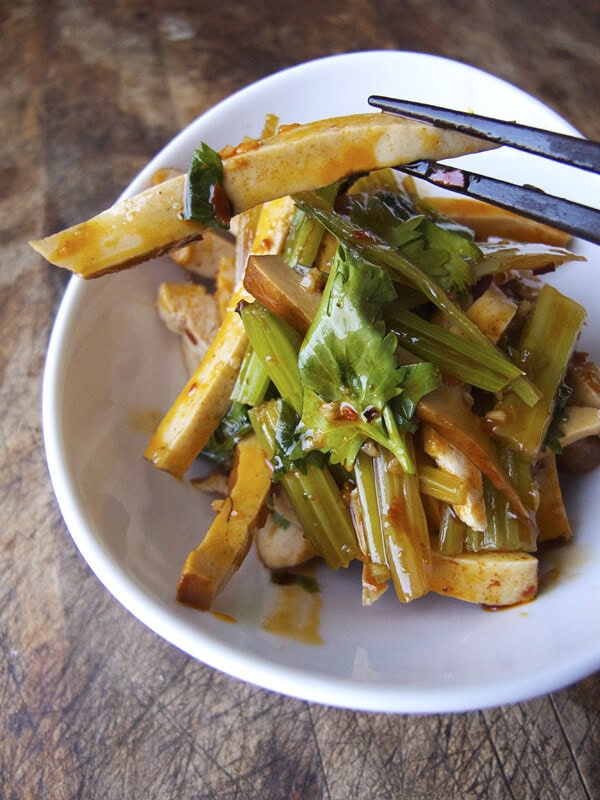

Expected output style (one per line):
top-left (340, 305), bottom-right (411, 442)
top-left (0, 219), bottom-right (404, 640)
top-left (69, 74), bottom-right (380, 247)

top-left (201, 401), bottom-right (252, 466)
top-left (350, 192), bottom-right (481, 295)
top-left (296, 246), bottom-right (439, 470)
top-left (544, 382), bottom-right (573, 454)
top-left (269, 399), bottom-right (324, 481)
top-left (299, 246), bottom-right (400, 408)
top-left (389, 361), bottom-right (443, 431)
top-left (297, 388), bottom-right (368, 468)
top-left (270, 571), bottom-right (319, 593)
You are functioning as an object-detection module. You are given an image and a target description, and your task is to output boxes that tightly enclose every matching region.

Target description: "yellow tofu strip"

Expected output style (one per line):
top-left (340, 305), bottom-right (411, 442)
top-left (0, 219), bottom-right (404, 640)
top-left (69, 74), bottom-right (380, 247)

top-left (431, 546), bottom-right (538, 606)
top-left (176, 434), bottom-right (273, 610)
top-left (144, 285), bottom-right (249, 477)
top-left (534, 454), bottom-right (572, 543)
top-left (145, 196), bottom-right (293, 477)
top-left (219, 114), bottom-right (495, 212)
top-left (32, 177), bottom-right (205, 279)
top-left (29, 113), bottom-right (494, 278)
top-left (424, 196), bottom-right (572, 246)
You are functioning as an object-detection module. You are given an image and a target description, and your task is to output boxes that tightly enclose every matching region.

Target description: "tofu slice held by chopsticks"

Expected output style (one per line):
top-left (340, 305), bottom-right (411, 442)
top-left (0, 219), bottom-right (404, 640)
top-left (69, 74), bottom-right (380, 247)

top-left (29, 113), bottom-right (495, 278)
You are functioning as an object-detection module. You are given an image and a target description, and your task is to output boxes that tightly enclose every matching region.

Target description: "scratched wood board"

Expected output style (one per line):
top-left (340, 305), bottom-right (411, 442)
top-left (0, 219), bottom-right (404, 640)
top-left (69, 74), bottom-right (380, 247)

top-left (1, 1), bottom-right (599, 798)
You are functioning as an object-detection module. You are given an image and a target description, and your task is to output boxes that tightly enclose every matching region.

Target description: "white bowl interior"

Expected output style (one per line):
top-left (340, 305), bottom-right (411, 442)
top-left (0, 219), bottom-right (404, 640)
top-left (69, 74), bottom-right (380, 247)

top-left (43, 51), bottom-right (600, 713)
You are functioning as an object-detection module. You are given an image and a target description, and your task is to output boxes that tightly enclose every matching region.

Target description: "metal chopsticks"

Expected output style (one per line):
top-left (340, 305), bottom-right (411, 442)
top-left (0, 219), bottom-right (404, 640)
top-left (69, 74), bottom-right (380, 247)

top-left (368, 95), bottom-right (600, 245)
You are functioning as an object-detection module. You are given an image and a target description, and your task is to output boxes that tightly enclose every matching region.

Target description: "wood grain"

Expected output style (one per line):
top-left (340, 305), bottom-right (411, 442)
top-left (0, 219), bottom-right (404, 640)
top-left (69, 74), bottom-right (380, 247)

top-left (1, 1), bottom-right (599, 798)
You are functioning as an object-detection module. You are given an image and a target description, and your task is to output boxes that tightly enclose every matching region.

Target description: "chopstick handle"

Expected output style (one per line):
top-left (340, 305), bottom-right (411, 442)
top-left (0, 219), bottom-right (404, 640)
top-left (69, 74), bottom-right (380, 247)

top-left (397, 160), bottom-right (600, 246)
top-left (369, 96), bottom-right (600, 173)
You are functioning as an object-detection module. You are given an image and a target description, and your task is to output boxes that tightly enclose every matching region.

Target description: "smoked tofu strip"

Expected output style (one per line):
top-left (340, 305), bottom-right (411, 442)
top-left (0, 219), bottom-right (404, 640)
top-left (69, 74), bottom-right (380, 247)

top-left (431, 547), bottom-right (538, 606)
top-left (29, 113), bottom-right (494, 278)
top-left (177, 434), bottom-right (273, 610)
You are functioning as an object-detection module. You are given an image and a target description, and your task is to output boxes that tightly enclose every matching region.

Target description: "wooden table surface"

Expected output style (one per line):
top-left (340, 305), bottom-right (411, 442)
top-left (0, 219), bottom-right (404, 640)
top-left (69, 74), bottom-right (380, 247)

top-left (2, 1), bottom-right (599, 797)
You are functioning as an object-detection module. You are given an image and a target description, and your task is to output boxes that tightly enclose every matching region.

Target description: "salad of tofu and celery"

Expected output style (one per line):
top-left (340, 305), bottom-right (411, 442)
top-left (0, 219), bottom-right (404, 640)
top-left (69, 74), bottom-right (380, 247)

top-left (31, 112), bottom-right (600, 614)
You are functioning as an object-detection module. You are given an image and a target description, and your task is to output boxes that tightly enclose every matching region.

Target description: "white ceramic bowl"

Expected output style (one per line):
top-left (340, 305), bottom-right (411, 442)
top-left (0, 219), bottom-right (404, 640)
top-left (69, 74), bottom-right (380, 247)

top-left (42, 51), bottom-right (600, 713)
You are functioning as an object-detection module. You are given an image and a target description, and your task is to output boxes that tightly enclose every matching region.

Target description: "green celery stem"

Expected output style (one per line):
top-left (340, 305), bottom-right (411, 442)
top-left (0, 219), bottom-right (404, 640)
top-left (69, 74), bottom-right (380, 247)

top-left (249, 400), bottom-right (358, 569)
top-left (353, 450), bottom-right (389, 571)
top-left (241, 303), bottom-right (303, 414)
top-left (230, 345), bottom-right (271, 406)
top-left (485, 284), bottom-right (586, 461)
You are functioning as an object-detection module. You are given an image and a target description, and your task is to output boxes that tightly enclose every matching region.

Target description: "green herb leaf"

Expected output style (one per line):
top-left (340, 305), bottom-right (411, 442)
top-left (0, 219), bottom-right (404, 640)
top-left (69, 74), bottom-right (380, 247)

top-left (270, 509), bottom-right (292, 530)
top-left (402, 175), bottom-right (478, 239)
top-left (296, 246), bottom-right (439, 471)
top-left (202, 401), bottom-right (252, 465)
top-left (544, 382), bottom-right (573, 454)
top-left (293, 190), bottom-right (535, 406)
top-left (350, 193), bottom-right (480, 295)
top-left (297, 388), bottom-right (369, 468)
top-left (389, 361), bottom-right (442, 430)
top-left (269, 399), bottom-right (324, 480)
top-left (270, 571), bottom-right (319, 593)
top-left (184, 142), bottom-right (231, 229)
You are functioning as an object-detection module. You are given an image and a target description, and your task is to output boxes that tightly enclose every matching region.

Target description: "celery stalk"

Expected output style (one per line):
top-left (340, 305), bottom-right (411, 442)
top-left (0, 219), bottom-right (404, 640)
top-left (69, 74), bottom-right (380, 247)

top-left (479, 444), bottom-right (538, 551)
top-left (438, 505), bottom-right (467, 555)
top-left (284, 183), bottom-right (339, 267)
top-left (385, 305), bottom-right (521, 392)
top-left (249, 400), bottom-right (359, 569)
top-left (372, 444), bottom-right (432, 602)
top-left (353, 451), bottom-right (390, 581)
top-left (230, 345), bottom-right (271, 407)
top-left (501, 445), bottom-right (539, 517)
top-left (480, 478), bottom-right (526, 551)
top-left (240, 302), bottom-right (303, 414)
top-left (482, 477), bottom-right (520, 551)
top-left (463, 528), bottom-right (483, 553)
top-left (418, 465), bottom-right (467, 505)
top-left (499, 446), bottom-right (538, 551)
top-left (485, 284), bottom-right (586, 460)
top-left (281, 466), bottom-right (359, 570)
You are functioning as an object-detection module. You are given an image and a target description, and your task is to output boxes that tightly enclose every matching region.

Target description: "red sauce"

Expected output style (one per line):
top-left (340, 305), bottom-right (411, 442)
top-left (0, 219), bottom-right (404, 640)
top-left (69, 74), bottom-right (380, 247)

top-left (339, 402), bottom-right (359, 421)
top-left (210, 183), bottom-right (232, 227)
